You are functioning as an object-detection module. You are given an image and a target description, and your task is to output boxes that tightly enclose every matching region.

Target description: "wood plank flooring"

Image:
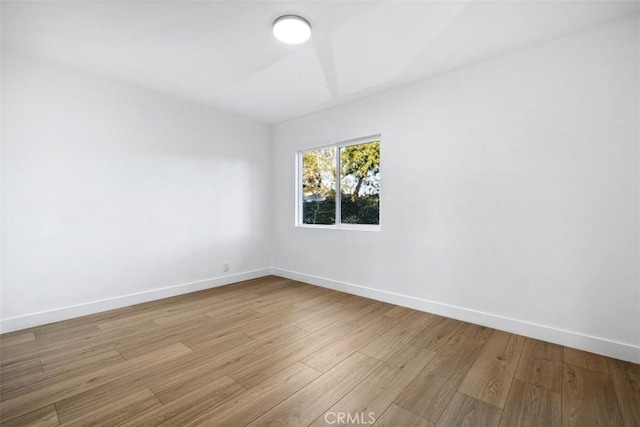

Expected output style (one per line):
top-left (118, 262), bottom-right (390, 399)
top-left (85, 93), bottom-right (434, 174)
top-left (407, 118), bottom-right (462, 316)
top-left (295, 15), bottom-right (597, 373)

top-left (1, 276), bottom-right (638, 426)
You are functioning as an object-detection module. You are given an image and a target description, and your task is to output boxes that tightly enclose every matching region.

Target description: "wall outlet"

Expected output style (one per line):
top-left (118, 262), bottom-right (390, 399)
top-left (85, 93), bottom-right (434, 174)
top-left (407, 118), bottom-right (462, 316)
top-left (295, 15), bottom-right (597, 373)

top-left (223, 262), bottom-right (230, 272)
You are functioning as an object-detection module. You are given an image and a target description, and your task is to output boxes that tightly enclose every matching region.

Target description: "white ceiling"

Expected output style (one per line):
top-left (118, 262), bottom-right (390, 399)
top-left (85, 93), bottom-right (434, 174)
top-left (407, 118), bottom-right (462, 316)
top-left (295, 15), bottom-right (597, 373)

top-left (2, 1), bottom-right (638, 123)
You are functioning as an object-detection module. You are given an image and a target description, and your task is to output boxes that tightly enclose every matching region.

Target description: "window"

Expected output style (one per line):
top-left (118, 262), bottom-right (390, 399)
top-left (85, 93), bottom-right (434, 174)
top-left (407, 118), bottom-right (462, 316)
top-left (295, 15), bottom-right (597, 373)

top-left (298, 136), bottom-right (380, 229)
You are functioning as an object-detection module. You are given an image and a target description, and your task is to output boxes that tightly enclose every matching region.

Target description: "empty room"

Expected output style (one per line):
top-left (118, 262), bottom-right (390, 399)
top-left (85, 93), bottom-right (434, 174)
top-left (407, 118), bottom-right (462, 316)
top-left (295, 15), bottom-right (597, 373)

top-left (1, 1), bottom-right (638, 426)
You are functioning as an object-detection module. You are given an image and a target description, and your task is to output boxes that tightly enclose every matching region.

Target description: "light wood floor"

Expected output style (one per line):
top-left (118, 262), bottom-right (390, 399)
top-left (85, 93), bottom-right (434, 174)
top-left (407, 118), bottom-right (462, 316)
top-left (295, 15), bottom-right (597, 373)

top-left (1, 276), bottom-right (638, 426)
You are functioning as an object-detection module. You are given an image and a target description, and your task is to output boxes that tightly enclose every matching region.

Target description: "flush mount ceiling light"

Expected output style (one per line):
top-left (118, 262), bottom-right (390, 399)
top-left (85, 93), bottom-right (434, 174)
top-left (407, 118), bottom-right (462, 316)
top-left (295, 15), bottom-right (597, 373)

top-left (273, 15), bottom-right (311, 44)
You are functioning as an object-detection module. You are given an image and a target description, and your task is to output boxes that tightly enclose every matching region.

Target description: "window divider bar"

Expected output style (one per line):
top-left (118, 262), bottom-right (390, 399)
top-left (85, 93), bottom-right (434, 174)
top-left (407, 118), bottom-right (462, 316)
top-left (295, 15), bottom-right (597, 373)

top-left (335, 146), bottom-right (341, 226)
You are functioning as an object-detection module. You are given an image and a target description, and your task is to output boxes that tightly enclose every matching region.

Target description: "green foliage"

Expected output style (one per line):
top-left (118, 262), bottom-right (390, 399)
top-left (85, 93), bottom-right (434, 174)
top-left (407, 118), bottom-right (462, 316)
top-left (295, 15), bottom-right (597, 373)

top-left (303, 193), bottom-right (379, 225)
top-left (302, 196), bottom-right (336, 225)
top-left (340, 194), bottom-right (379, 224)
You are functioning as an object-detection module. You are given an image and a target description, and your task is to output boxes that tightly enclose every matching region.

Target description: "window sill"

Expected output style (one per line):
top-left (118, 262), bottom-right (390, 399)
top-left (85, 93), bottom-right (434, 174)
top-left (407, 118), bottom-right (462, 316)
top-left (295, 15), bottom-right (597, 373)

top-left (296, 224), bottom-right (381, 232)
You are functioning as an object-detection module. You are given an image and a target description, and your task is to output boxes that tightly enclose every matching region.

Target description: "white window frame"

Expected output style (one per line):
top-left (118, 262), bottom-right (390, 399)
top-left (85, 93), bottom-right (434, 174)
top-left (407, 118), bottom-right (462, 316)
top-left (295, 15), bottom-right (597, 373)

top-left (296, 134), bottom-right (381, 231)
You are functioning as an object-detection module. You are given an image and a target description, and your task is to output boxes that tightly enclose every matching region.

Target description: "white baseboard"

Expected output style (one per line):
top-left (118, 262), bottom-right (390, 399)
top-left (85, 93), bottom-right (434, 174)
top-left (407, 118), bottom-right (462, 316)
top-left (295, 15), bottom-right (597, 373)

top-left (0, 268), bottom-right (273, 334)
top-left (3, 266), bottom-right (637, 363)
top-left (273, 268), bottom-right (640, 364)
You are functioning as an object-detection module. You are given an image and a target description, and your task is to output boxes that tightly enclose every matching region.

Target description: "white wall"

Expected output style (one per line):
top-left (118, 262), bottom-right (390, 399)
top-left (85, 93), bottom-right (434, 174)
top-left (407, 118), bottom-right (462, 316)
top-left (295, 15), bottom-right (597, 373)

top-left (1, 50), bottom-right (272, 331)
top-left (272, 16), bottom-right (640, 362)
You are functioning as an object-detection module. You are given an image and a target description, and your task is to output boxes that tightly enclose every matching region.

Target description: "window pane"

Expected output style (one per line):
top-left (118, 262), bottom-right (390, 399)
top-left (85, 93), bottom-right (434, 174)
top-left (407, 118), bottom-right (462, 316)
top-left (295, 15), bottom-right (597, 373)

top-left (302, 148), bottom-right (336, 225)
top-left (340, 141), bottom-right (380, 225)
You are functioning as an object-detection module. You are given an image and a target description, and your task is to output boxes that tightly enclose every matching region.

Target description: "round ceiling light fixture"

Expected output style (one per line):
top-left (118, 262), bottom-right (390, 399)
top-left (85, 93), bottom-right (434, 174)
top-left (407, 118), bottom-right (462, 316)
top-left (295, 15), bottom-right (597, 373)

top-left (272, 15), bottom-right (311, 44)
